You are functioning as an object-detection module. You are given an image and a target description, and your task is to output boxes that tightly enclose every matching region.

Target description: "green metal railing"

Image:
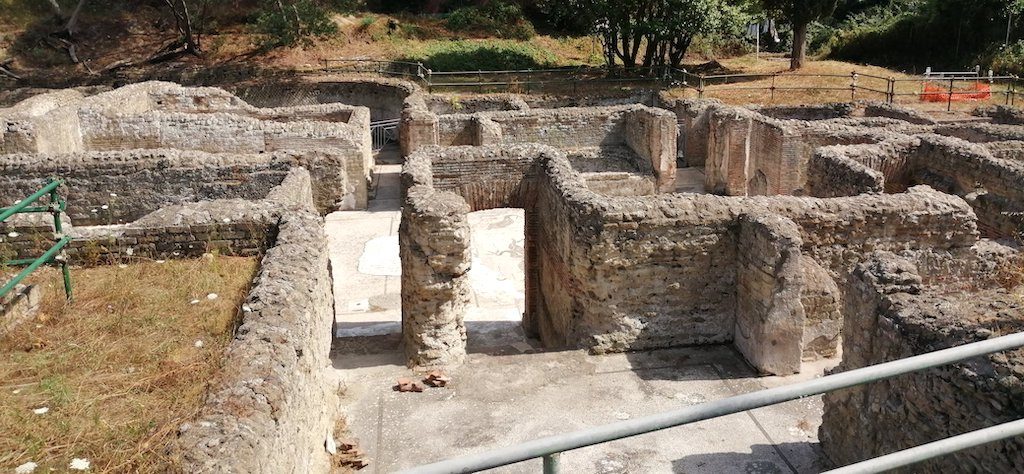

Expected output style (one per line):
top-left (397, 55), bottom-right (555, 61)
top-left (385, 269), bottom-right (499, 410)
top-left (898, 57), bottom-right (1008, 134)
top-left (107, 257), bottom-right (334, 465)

top-left (0, 178), bottom-right (72, 301)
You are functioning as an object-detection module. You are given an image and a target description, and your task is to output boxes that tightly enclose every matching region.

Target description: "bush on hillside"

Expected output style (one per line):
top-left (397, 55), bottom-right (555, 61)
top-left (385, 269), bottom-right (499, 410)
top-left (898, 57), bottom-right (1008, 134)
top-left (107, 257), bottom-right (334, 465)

top-left (445, 1), bottom-right (536, 40)
top-left (989, 41), bottom-right (1024, 75)
top-left (401, 40), bottom-right (556, 71)
top-left (255, 0), bottom-right (340, 47)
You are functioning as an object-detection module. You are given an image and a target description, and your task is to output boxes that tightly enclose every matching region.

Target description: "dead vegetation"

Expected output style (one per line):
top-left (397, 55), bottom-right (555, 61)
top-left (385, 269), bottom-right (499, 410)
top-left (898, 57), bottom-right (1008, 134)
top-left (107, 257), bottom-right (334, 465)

top-left (0, 255), bottom-right (257, 472)
top-left (667, 54), bottom-right (1010, 113)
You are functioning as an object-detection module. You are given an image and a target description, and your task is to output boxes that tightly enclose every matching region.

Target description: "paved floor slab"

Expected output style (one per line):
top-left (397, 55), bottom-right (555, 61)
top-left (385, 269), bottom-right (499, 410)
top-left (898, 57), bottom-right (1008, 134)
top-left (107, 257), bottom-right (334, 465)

top-left (331, 345), bottom-right (836, 473)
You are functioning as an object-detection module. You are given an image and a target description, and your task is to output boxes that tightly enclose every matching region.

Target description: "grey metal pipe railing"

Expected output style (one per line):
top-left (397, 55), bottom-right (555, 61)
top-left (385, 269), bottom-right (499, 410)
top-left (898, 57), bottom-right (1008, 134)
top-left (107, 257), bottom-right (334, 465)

top-left (821, 418), bottom-right (1024, 474)
top-left (400, 332), bottom-right (1024, 474)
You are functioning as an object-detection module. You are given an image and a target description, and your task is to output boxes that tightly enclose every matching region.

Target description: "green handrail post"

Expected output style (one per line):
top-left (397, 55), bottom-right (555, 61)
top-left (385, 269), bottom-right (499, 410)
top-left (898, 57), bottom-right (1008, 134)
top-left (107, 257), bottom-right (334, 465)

top-left (0, 235), bottom-right (72, 298)
top-left (1, 177), bottom-right (72, 301)
top-left (542, 453), bottom-right (560, 474)
top-left (0, 178), bottom-right (62, 222)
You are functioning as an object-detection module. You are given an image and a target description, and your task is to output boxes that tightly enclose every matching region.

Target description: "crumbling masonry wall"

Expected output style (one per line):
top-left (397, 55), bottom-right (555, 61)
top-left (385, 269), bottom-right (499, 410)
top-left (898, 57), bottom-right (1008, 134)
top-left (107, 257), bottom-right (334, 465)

top-left (820, 251), bottom-right (1024, 471)
top-left (399, 103), bottom-right (677, 191)
top-left (174, 171), bottom-right (338, 472)
top-left (0, 82), bottom-right (372, 211)
top-left (806, 133), bottom-right (1024, 239)
top-left (531, 152), bottom-right (978, 357)
top-left (734, 213), bottom-right (806, 375)
top-left (399, 144), bottom-right (550, 367)
top-left (400, 140), bottom-right (980, 374)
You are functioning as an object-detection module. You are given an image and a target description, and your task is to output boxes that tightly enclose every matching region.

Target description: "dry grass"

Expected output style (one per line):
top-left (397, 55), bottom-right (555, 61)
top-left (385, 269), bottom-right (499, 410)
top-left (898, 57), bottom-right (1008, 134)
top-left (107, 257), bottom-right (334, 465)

top-left (668, 53), bottom-right (1012, 114)
top-left (0, 255), bottom-right (258, 473)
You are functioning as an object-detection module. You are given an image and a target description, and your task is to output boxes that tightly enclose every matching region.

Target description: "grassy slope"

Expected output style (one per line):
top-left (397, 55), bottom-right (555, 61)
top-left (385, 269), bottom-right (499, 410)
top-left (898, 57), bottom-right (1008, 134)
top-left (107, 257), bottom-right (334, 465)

top-left (0, 255), bottom-right (257, 472)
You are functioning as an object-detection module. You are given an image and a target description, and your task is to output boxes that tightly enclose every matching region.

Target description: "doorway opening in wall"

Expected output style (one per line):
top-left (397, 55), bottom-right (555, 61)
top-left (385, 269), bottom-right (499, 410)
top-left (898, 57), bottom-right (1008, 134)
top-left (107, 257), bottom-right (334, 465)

top-left (465, 208), bottom-right (532, 352)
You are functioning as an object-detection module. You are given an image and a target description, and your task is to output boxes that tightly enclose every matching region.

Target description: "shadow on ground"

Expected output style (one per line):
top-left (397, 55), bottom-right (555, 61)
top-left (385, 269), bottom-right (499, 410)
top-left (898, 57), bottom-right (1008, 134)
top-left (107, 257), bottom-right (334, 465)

top-left (672, 442), bottom-right (823, 474)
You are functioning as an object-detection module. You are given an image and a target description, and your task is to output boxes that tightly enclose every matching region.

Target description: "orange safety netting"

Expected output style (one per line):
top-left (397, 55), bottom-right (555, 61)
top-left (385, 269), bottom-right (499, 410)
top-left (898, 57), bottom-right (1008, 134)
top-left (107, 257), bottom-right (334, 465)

top-left (920, 82), bottom-right (992, 102)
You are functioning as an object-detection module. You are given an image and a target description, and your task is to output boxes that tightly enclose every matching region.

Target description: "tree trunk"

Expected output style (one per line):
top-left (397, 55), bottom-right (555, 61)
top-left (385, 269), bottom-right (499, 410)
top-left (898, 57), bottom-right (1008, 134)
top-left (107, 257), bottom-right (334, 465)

top-left (790, 21), bottom-right (809, 70)
top-left (66, 0), bottom-right (87, 36)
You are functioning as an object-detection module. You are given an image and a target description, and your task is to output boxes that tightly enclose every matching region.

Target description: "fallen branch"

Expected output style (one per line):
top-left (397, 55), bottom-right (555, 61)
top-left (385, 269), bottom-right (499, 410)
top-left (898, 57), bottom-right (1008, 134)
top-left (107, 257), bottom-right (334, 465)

top-left (0, 64), bottom-right (21, 80)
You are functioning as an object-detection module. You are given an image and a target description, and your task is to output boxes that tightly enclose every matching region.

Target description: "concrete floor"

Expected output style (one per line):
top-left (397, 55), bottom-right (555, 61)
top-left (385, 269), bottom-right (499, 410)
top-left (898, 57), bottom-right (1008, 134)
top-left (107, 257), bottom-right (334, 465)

top-left (328, 147), bottom-right (528, 345)
top-left (327, 152), bottom-right (833, 472)
top-left (333, 347), bottom-right (837, 474)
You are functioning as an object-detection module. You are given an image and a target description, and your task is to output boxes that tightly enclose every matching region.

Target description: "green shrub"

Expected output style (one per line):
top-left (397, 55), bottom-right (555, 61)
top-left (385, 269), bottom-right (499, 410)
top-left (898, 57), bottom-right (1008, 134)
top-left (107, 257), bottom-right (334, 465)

top-left (255, 0), bottom-right (339, 47)
top-left (989, 41), bottom-right (1024, 75)
top-left (401, 40), bottom-right (556, 71)
top-left (445, 1), bottom-right (536, 40)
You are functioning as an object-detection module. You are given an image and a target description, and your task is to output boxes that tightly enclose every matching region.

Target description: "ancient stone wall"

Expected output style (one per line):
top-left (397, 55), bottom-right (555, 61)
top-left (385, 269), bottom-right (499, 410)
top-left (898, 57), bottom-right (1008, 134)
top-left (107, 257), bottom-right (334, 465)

top-left (807, 145), bottom-right (886, 197)
top-left (0, 148), bottom-right (356, 221)
top-left (175, 208), bottom-right (338, 473)
top-left (0, 167), bottom-right (315, 264)
top-left (656, 97), bottom-right (717, 168)
top-left (623, 107), bottom-right (678, 192)
top-left (399, 186), bottom-right (472, 368)
top-left (935, 122), bottom-right (1024, 143)
top-left (820, 251), bottom-right (1024, 471)
top-left (975, 104), bottom-right (1024, 125)
top-left (426, 145), bottom-right (541, 210)
top-left (0, 82), bottom-right (371, 211)
top-left (704, 103), bottom-right (932, 197)
top-left (862, 101), bottom-right (937, 125)
top-left (228, 77), bottom-right (417, 121)
top-left (911, 135), bottom-right (1024, 238)
top-left (734, 213), bottom-right (805, 375)
top-left (400, 103), bottom-right (676, 164)
top-left (532, 151), bottom-right (978, 356)
top-left (422, 93), bottom-right (528, 114)
top-left (755, 103), bottom-right (854, 121)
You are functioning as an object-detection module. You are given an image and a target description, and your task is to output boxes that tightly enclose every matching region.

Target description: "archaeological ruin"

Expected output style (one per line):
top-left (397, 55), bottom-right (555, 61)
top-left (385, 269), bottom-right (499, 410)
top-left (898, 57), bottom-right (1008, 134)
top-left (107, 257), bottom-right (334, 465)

top-left (2, 76), bottom-right (1023, 471)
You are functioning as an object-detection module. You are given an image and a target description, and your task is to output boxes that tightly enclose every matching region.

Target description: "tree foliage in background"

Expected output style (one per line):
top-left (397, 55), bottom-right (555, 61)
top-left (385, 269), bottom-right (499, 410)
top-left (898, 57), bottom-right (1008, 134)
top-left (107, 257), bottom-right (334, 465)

top-left (445, 1), bottom-right (536, 40)
top-left (543, 0), bottom-right (748, 69)
top-left (761, 0), bottom-right (838, 69)
top-left (255, 0), bottom-right (342, 47)
top-left (815, 0), bottom-right (1024, 72)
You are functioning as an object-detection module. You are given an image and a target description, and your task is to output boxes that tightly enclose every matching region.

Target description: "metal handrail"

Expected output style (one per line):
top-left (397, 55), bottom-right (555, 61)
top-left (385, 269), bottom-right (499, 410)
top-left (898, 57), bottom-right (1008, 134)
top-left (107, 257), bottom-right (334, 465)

top-left (822, 418), bottom-right (1024, 474)
top-left (1, 178), bottom-right (72, 300)
top-left (401, 331), bottom-right (1024, 473)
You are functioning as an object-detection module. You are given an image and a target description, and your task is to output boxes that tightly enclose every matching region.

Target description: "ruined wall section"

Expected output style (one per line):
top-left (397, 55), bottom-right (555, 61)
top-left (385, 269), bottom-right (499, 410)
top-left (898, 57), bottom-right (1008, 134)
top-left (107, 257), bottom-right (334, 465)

top-left (532, 174), bottom-right (978, 355)
top-left (755, 103), bottom-right (854, 121)
top-left (911, 135), bottom-right (1024, 239)
top-left (975, 104), bottom-right (1024, 125)
top-left (734, 213), bottom-right (806, 375)
top-left (862, 101), bottom-right (937, 125)
top-left (705, 103), bottom-right (928, 197)
top-left (935, 122), bottom-right (1024, 143)
top-left (400, 104), bottom-right (673, 168)
top-left (426, 145), bottom-right (543, 210)
top-left (228, 76), bottom-right (417, 121)
top-left (0, 148), bottom-right (357, 221)
top-left (175, 205), bottom-right (338, 473)
top-left (399, 184), bottom-right (472, 368)
top-left (0, 82), bottom-right (372, 212)
top-left (422, 93), bottom-right (528, 114)
top-left (623, 107), bottom-right (678, 192)
top-left (820, 252), bottom-right (1024, 471)
top-left (807, 146), bottom-right (885, 197)
top-left (0, 90), bottom-right (86, 154)
top-left (657, 97), bottom-right (718, 168)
